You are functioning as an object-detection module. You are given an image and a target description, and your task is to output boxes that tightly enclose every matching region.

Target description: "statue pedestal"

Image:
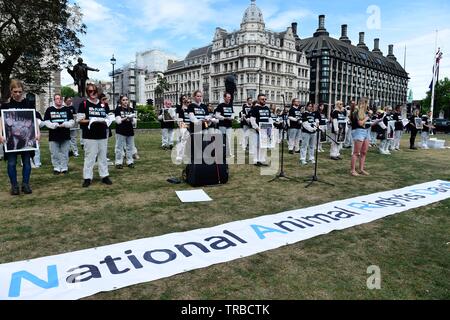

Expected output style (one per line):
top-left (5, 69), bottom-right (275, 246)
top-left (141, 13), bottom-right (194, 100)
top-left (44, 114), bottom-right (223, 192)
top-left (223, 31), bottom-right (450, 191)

top-left (72, 96), bottom-right (86, 113)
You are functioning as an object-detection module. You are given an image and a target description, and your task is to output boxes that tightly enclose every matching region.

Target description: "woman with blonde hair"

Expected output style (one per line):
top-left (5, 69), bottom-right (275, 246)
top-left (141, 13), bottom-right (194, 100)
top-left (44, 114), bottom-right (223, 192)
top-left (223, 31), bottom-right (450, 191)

top-left (350, 98), bottom-right (371, 176)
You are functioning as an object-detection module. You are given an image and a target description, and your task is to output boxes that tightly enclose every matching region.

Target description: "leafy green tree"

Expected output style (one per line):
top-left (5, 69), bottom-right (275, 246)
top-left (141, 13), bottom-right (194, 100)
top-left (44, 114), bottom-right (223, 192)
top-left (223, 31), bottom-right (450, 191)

top-left (0, 0), bottom-right (86, 99)
top-left (421, 77), bottom-right (450, 118)
top-left (61, 86), bottom-right (76, 98)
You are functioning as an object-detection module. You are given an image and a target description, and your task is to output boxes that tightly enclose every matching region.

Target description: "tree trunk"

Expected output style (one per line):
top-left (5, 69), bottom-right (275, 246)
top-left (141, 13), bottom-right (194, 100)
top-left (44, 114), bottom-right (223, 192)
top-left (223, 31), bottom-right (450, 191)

top-left (0, 73), bottom-right (11, 102)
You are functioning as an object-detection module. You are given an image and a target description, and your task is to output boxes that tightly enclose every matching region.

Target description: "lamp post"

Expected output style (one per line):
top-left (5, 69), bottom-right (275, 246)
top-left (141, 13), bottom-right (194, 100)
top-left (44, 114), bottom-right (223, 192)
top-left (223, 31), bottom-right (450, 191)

top-left (110, 54), bottom-right (116, 108)
top-left (176, 75), bottom-right (179, 106)
top-left (257, 68), bottom-right (262, 95)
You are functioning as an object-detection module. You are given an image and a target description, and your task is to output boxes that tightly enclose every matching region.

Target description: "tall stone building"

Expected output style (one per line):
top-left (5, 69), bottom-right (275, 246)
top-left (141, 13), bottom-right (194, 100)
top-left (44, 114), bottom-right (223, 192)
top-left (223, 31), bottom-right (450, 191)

top-left (296, 15), bottom-right (409, 109)
top-left (165, 0), bottom-right (310, 106)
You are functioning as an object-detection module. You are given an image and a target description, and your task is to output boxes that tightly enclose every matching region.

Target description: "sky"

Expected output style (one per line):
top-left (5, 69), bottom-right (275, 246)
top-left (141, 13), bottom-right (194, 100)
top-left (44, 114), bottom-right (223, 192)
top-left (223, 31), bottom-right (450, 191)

top-left (66, 0), bottom-right (450, 100)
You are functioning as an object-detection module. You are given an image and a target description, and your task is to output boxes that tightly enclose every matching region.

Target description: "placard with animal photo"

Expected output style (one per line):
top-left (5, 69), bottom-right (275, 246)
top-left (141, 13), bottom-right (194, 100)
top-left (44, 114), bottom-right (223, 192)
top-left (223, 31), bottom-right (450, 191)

top-left (163, 108), bottom-right (176, 122)
top-left (1, 109), bottom-right (38, 153)
top-left (259, 122), bottom-right (276, 149)
top-left (387, 120), bottom-right (395, 140)
top-left (337, 121), bottom-right (346, 143)
top-left (414, 117), bottom-right (423, 130)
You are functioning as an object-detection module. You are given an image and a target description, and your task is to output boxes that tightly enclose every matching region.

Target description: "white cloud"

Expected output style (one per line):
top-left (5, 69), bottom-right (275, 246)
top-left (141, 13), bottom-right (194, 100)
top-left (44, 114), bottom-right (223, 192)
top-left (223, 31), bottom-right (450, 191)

top-left (77, 0), bottom-right (111, 23)
top-left (394, 29), bottom-right (450, 100)
top-left (266, 9), bottom-right (313, 31)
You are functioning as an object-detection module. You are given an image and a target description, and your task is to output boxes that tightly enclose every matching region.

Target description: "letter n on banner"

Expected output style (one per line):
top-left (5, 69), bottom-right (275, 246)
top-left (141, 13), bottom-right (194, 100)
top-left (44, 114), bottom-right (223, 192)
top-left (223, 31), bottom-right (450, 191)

top-left (9, 265), bottom-right (59, 298)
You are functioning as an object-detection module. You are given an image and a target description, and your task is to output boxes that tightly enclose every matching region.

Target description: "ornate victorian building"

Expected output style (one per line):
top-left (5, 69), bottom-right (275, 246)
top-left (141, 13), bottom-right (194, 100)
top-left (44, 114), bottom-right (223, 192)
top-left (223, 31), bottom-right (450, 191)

top-left (165, 0), bottom-right (310, 106)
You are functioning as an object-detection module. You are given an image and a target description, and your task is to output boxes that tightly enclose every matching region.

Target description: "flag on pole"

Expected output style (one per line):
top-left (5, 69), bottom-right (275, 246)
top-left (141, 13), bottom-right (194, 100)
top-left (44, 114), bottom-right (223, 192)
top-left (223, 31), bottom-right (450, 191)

top-left (429, 48), bottom-right (443, 90)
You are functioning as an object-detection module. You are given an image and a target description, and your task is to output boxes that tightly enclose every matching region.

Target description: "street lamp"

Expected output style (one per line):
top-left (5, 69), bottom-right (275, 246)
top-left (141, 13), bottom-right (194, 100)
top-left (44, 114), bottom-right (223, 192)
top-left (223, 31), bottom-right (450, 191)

top-left (110, 54), bottom-right (116, 108)
top-left (257, 69), bottom-right (262, 95)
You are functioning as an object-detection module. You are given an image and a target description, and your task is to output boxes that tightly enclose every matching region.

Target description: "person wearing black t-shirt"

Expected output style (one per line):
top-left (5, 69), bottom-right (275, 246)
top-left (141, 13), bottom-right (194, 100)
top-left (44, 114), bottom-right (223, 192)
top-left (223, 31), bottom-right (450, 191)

top-left (78, 83), bottom-right (113, 187)
top-left (288, 98), bottom-right (302, 154)
top-left (175, 96), bottom-right (191, 163)
top-left (215, 92), bottom-right (234, 157)
top-left (158, 99), bottom-right (175, 149)
top-left (350, 98), bottom-right (371, 176)
top-left (250, 93), bottom-right (273, 166)
top-left (378, 106), bottom-right (393, 155)
top-left (316, 104), bottom-right (328, 152)
top-left (408, 109), bottom-right (420, 149)
top-left (392, 105), bottom-right (405, 151)
top-left (65, 96), bottom-right (79, 157)
top-left (114, 95), bottom-right (136, 169)
top-left (300, 103), bottom-right (319, 165)
top-left (240, 97), bottom-right (253, 151)
top-left (420, 111), bottom-right (434, 149)
top-left (270, 104), bottom-right (283, 144)
top-left (187, 90), bottom-right (210, 133)
top-left (44, 94), bottom-right (74, 174)
top-left (0, 79), bottom-right (41, 195)
top-left (330, 101), bottom-right (346, 160)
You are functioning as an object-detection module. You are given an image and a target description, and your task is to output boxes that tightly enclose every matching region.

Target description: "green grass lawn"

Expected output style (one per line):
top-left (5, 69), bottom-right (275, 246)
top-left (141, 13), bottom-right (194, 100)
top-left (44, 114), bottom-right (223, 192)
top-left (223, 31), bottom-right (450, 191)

top-left (0, 131), bottom-right (449, 299)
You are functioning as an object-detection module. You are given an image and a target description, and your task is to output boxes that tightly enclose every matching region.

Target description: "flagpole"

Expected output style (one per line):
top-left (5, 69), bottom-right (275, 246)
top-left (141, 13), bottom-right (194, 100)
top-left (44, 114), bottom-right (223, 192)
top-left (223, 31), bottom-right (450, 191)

top-left (430, 30), bottom-right (438, 125)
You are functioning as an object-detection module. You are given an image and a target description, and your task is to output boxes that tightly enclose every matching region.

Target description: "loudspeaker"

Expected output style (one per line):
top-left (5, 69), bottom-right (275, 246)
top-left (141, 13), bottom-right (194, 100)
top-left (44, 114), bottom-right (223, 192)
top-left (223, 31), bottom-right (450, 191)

top-left (184, 132), bottom-right (229, 187)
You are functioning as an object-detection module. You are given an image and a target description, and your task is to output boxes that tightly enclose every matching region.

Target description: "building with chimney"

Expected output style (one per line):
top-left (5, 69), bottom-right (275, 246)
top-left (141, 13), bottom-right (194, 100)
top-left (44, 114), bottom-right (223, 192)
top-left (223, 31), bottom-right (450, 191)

top-left (164, 0), bottom-right (310, 106)
top-left (296, 15), bottom-right (409, 109)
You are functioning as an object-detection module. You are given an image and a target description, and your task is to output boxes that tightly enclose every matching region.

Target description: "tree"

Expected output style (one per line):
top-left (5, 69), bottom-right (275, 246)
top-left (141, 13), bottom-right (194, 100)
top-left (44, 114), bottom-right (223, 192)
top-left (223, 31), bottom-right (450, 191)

top-left (0, 0), bottom-right (86, 99)
top-left (421, 77), bottom-right (450, 118)
top-left (61, 86), bottom-right (76, 98)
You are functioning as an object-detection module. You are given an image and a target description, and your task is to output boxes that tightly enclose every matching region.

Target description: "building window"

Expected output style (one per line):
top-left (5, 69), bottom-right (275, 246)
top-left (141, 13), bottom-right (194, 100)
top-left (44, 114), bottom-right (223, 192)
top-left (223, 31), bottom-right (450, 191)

top-left (248, 59), bottom-right (256, 68)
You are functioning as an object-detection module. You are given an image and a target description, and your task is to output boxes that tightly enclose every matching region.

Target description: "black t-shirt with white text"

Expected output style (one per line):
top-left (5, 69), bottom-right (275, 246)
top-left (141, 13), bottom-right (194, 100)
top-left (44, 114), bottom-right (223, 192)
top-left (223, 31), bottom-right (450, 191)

top-left (288, 106), bottom-right (302, 129)
top-left (78, 100), bottom-right (110, 140)
top-left (251, 105), bottom-right (271, 126)
top-left (216, 103), bottom-right (234, 128)
top-left (301, 111), bottom-right (319, 134)
top-left (187, 103), bottom-right (209, 132)
top-left (44, 106), bottom-right (73, 141)
top-left (115, 106), bottom-right (135, 136)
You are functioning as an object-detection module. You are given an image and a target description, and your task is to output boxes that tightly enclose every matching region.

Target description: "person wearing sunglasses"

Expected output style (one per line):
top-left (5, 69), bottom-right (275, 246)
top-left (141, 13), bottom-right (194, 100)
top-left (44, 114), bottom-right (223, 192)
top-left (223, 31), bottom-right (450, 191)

top-left (77, 84), bottom-right (113, 187)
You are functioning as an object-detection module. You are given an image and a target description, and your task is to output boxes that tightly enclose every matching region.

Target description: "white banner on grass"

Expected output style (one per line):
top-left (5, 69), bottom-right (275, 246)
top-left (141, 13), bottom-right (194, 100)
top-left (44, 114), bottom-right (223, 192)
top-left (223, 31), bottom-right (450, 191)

top-left (1, 180), bottom-right (450, 300)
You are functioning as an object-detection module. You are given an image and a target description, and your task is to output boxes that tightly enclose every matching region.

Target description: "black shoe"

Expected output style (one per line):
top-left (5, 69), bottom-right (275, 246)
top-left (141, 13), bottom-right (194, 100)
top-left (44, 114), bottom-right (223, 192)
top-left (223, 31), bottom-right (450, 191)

top-left (258, 162), bottom-right (269, 167)
top-left (295, 150), bottom-right (300, 154)
top-left (336, 156), bottom-right (343, 160)
top-left (53, 170), bottom-right (60, 175)
top-left (69, 151), bottom-right (74, 157)
top-left (330, 156), bottom-right (339, 160)
top-left (61, 170), bottom-right (68, 175)
top-left (102, 177), bottom-right (113, 185)
top-left (22, 183), bottom-right (32, 194)
top-left (169, 145), bottom-right (174, 150)
top-left (82, 179), bottom-right (91, 188)
top-left (127, 163), bottom-right (135, 169)
top-left (115, 164), bottom-right (123, 169)
top-left (288, 150), bottom-right (294, 154)
top-left (11, 185), bottom-right (20, 196)
top-left (254, 162), bottom-right (262, 167)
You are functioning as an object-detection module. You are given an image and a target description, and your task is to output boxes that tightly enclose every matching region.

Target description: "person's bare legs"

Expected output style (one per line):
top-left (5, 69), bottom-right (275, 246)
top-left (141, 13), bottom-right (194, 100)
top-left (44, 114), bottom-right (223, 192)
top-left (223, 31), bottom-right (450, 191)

top-left (351, 140), bottom-right (363, 176)
top-left (359, 138), bottom-right (370, 175)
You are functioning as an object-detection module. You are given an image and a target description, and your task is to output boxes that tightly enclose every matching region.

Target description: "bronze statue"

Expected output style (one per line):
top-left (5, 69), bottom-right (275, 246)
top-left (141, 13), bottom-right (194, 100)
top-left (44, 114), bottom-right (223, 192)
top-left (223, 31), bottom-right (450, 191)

top-left (225, 73), bottom-right (237, 105)
top-left (67, 58), bottom-right (99, 97)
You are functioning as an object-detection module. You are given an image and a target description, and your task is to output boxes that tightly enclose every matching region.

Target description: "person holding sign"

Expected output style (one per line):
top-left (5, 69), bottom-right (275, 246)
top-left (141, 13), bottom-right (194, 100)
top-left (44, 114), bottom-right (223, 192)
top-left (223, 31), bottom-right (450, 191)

top-left (250, 93), bottom-right (273, 166)
top-left (114, 95), bottom-right (136, 169)
top-left (330, 101), bottom-right (346, 161)
top-left (215, 92), bottom-right (234, 157)
top-left (420, 111), bottom-right (434, 149)
top-left (0, 79), bottom-right (40, 195)
top-left (158, 99), bottom-right (175, 149)
top-left (78, 83), bottom-right (113, 187)
top-left (44, 94), bottom-right (74, 175)
top-left (408, 109), bottom-right (420, 149)
top-left (300, 103), bottom-right (320, 165)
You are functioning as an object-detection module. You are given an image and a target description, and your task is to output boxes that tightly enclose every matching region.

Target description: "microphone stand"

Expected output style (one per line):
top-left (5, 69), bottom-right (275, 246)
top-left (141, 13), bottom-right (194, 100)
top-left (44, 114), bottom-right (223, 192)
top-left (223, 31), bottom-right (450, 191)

top-left (269, 95), bottom-right (298, 182)
top-left (304, 127), bottom-right (335, 188)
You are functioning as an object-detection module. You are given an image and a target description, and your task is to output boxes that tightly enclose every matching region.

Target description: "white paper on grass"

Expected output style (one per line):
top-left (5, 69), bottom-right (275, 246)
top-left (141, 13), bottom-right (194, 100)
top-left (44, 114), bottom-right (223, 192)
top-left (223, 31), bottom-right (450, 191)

top-left (176, 189), bottom-right (212, 202)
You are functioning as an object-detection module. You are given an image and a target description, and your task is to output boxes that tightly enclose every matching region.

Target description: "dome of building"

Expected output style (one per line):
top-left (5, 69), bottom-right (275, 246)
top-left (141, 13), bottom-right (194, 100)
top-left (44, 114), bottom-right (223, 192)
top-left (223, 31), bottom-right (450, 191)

top-left (242, 0), bottom-right (264, 25)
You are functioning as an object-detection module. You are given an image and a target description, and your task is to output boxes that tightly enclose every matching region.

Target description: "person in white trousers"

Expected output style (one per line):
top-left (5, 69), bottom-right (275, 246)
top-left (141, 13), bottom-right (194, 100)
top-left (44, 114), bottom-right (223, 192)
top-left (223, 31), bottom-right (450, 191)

top-left (329, 101), bottom-right (346, 160)
top-left (115, 95), bottom-right (137, 169)
top-left (250, 94), bottom-right (273, 166)
top-left (78, 84), bottom-right (113, 187)
top-left (158, 100), bottom-right (175, 149)
top-left (300, 103), bottom-right (320, 165)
